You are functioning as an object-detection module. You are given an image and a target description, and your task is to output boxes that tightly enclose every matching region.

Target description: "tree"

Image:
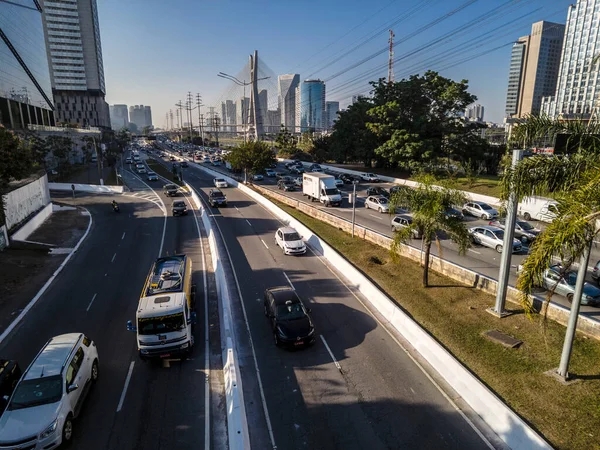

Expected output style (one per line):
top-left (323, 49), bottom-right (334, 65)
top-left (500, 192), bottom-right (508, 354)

top-left (28, 133), bottom-right (50, 169)
top-left (45, 135), bottom-right (73, 171)
top-left (367, 72), bottom-right (477, 171)
top-left (225, 141), bottom-right (275, 178)
top-left (388, 175), bottom-right (471, 287)
top-left (142, 126), bottom-right (152, 136)
top-left (0, 127), bottom-right (33, 188)
top-left (275, 125), bottom-right (297, 157)
top-left (80, 136), bottom-right (95, 163)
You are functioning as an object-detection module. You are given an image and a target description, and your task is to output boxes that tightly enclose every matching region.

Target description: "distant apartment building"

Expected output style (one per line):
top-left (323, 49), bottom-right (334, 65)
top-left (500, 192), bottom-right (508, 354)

top-left (236, 97), bottom-right (250, 127)
top-left (0, 0), bottom-right (56, 129)
top-left (542, 1), bottom-right (600, 118)
top-left (278, 74), bottom-right (299, 131)
top-left (257, 89), bottom-right (268, 129)
top-left (41, 0), bottom-right (110, 128)
top-left (221, 100), bottom-right (236, 133)
top-left (129, 105), bottom-right (152, 129)
top-left (144, 105), bottom-right (152, 129)
top-left (266, 109), bottom-right (281, 134)
top-left (465, 104), bottom-right (485, 122)
top-left (504, 21), bottom-right (565, 118)
top-left (109, 104), bottom-right (128, 130)
top-left (326, 101), bottom-right (340, 130)
top-left (295, 80), bottom-right (326, 133)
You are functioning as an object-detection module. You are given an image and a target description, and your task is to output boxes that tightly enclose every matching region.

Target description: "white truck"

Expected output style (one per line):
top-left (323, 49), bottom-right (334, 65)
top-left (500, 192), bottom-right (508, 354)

top-left (303, 173), bottom-right (342, 206)
top-left (517, 196), bottom-right (558, 222)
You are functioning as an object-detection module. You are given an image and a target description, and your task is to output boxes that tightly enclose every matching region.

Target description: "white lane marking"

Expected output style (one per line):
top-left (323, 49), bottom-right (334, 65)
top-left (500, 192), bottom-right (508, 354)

top-left (368, 214), bottom-right (384, 220)
top-left (111, 253), bottom-right (117, 263)
top-left (121, 232), bottom-right (126, 240)
top-left (283, 271), bottom-right (295, 290)
top-left (116, 361), bottom-right (135, 412)
top-left (246, 219), bottom-right (252, 226)
top-left (468, 249), bottom-right (481, 255)
top-left (320, 335), bottom-right (342, 372)
top-left (86, 293), bottom-right (97, 312)
top-left (235, 206), bottom-right (240, 212)
top-left (260, 238), bottom-right (269, 249)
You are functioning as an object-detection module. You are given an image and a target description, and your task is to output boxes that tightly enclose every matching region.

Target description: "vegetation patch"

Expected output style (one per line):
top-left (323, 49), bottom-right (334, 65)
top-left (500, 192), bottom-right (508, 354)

top-left (146, 159), bottom-right (183, 186)
top-left (269, 196), bottom-right (600, 450)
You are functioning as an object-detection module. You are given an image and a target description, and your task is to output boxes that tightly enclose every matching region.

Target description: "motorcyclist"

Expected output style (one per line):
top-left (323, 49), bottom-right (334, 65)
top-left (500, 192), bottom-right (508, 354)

top-left (112, 200), bottom-right (119, 210)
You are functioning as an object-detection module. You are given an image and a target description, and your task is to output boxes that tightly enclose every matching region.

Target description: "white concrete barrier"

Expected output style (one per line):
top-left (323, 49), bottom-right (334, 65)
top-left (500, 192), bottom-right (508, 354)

top-left (186, 182), bottom-right (250, 450)
top-left (11, 202), bottom-right (53, 241)
top-left (49, 182), bottom-right (124, 194)
top-left (194, 165), bottom-right (552, 450)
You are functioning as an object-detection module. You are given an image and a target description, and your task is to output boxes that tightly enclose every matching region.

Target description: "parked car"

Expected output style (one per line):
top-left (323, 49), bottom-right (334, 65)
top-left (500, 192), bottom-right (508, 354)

top-left (468, 225), bottom-right (522, 253)
top-left (293, 177), bottom-right (303, 187)
top-left (275, 226), bottom-right (306, 255)
top-left (443, 207), bottom-right (464, 220)
top-left (462, 201), bottom-right (499, 220)
top-left (208, 189), bottom-right (227, 207)
top-left (360, 173), bottom-right (380, 182)
top-left (265, 168), bottom-right (276, 177)
top-left (252, 173), bottom-right (264, 181)
top-left (0, 360), bottom-right (21, 413)
top-left (172, 200), bottom-right (187, 216)
top-left (211, 160), bottom-right (221, 167)
top-left (540, 265), bottom-right (600, 305)
top-left (365, 195), bottom-right (389, 213)
top-left (147, 172), bottom-right (158, 181)
top-left (488, 218), bottom-right (540, 243)
top-left (366, 186), bottom-right (390, 198)
top-left (391, 214), bottom-right (422, 238)
top-left (263, 287), bottom-right (315, 347)
top-left (163, 184), bottom-right (179, 196)
top-left (214, 178), bottom-right (228, 188)
top-left (0, 334), bottom-right (99, 448)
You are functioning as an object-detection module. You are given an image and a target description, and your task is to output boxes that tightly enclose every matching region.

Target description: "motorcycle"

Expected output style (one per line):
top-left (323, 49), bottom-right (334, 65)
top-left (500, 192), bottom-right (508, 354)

top-left (112, 202), bottom-right (120, 212)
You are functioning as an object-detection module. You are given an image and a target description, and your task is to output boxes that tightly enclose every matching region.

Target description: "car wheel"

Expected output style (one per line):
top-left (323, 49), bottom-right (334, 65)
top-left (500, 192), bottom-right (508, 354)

top-left (566, 294), bottom-right (574, 303)
top-left (462, 209), bottom-right (468, 216)
top-left (524, 212), bottom-right (532, 221)
top-left (91, 359), bottom-right (99, 383)
top-left (379, 207), bottom-right (383, 213)
top-left (365, 203), bottom-right (369, 209)
top-left (62, 415), bottom-right (74, 445)
top-left (273, 332), bottom-right (280, 347)
top-left (495, 244), bottom-right (503, 253)
top-left (521, 236), bottom-right (529, 244)
top-left (481, 214), bottom-right (487, 220)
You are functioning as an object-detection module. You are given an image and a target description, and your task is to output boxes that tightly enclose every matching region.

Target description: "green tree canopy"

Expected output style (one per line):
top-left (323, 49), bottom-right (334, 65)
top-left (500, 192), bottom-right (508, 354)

top-left (275, 125), bottom-right (297, 157)
top-left (225, 140), bottom-right (275, 176)
top-left (0, 127), bottom-right (33, 188)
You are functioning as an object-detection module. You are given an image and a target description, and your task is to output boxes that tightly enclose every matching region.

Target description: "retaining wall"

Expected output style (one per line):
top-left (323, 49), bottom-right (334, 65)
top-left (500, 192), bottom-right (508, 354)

top-left (11, 203), bottom-right (53, 241)
top-left (3, 174), bottom-right (51, 230)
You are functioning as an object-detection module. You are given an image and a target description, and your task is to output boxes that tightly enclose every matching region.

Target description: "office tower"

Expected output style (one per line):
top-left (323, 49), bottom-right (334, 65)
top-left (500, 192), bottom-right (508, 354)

top-left (542, 1), bottom-right (600, 118)
top-left (0, 0), bottom-right (55, 129)
top-left (236, 97), bottom-right (250, 126)
top-left (41, 0), bottom-right (110, 128)
top-left (257, 89), bottom-right (268, 128)
top-left (296, 80), bottom-right (326, 133)
top-left (266, 109), bottom-right (281, 134)
top-left (465, 104), bottom-right (485, 122)
top-left (144, 106), bottom-right (152, 129)
top-left (505, 36), bottom-right (530, 118)
top-left (278, 74), bottom-right (299, 131)
top-left (129, 105), bottom-right (148, 129)
top-left (326, 101), bottom-right (340, 130)
top-left (220, 100), bottom-right (236, 133)
top-left (109, 104), bottom-right (128, 130)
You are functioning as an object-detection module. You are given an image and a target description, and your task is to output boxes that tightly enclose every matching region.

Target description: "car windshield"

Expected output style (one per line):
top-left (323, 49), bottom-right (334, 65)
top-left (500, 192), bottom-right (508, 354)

top-left (216, 179), bottom-right (224, 183)
top-left (276, 302), bottom-right (305, 320)
top-left (8, 376), bottom-right (62, 410)
top-left (324, 188), bottom-right (338, 195)
top-left (480, 203), bottom-right (493, 210)
top-left (518, 221), bottom-right (534, 230)
top-left (283, 232), bottom-right (301, 241)
top-left (148, 172), bottom-right (155, 176)
top-left (174, 202), bottom-right (185, 207)
top-left (378, 198), bottom-right (388, 204)
top-left (138, 312), bottom-right (185, 335)
top-left (212, 191), bottom-right (224, 198)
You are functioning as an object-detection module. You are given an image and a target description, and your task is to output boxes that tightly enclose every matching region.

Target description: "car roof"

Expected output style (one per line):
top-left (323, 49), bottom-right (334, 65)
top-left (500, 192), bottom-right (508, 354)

top-left (472, 201), bottom-right (489, 206)
top-left (393, 214), bottom-right (411, 221)
top-left (267, 287), bottom-right (300, 305)
top-left (211, 189), bottom-right (223, 194)
top-left (474, 225), bottom-right (502, 232)
top-left (24, 333), bottom-right (82, 380)
top-left (278, 226), bottom-right (297, 234)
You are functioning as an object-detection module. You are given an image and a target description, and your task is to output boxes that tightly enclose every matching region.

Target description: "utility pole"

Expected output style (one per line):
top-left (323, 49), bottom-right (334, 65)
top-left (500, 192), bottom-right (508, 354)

top-left (199, 114), bottom-right (205, 145)
top-left (214, 115), bottom-right (220, 147)
top-left (176, 100), bottom-right (184, 142)
top-left (169, 109), bottom-right (174, 131)
top-left (351, 181), bottom-right (357, 237)
top-left (186, 91), bottom-right (194, 142)
top-left (175, 109), bottom-right (180, 130)
top-left (388, 29), bottom-right (395, 84)
top-left (196, 93), bottom-right (203, 144)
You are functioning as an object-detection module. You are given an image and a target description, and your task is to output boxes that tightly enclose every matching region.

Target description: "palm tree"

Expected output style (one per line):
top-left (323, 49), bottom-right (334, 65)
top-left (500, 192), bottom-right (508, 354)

top-left (503, 115), bottom-right (600, 378)
top-left (388, 174), bottom-right (471, 287)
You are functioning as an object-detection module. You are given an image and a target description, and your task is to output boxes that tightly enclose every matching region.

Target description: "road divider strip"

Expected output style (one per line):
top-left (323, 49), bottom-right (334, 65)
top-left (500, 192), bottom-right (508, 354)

top-left (192, 164), bottom-right (552, 450)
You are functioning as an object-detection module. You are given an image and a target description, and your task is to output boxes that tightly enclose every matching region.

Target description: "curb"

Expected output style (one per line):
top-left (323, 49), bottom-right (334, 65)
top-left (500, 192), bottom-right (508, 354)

top-left (0, 206), bottom-right (93, 345)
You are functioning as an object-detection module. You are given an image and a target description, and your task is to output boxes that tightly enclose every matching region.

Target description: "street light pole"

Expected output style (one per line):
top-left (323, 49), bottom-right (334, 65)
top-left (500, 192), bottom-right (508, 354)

top-left (351, 181), bottom-right (357, 238)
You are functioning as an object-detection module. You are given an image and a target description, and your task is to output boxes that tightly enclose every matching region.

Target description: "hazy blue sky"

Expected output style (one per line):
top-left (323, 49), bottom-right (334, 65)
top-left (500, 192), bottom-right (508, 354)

top-left (98, 0), bottom-right (575, 127)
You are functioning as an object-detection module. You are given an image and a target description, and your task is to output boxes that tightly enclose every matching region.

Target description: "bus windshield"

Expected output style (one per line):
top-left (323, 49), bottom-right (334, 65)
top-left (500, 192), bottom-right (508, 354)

top-left (138, 312), bottom-right (185, 335)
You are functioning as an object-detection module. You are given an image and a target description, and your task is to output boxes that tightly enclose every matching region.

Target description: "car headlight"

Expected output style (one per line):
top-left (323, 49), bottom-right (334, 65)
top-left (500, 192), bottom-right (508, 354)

top-left (40, 419), bottom-right (58, 439)
top-left (276, 326), bottom-right (288, 338)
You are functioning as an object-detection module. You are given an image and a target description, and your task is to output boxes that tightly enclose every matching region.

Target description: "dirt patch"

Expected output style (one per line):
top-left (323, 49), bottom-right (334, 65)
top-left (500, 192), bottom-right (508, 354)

top-left (28, 209), bottom-right (89, 247)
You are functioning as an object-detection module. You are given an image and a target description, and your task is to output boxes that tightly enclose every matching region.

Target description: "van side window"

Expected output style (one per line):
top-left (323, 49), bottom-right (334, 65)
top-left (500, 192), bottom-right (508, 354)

top-left (82, 336), bottom-right (91, 347)
top-left (66, 348), bottom-right (84, 387)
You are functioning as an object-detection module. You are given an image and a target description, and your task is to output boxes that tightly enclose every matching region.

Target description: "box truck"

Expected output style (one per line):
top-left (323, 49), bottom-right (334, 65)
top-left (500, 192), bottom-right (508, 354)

top-left (517, 196), bottom-right (558, 223)
top-left (303, 173), bottom-right (342, 206)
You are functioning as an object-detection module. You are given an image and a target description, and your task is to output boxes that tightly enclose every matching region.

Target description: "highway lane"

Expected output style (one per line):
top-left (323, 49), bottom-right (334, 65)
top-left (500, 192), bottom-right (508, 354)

top-left (152, 152), bottom-right (503, 450)
top-left (0, 172), bottom-right (216, 450)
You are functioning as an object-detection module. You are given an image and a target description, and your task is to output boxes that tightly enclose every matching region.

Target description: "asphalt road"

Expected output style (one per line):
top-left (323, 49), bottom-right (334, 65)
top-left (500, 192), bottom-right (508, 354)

top-left (0, 169), bottom-right (220, 450)
top-left (151, 145), bottom-right (505, 450)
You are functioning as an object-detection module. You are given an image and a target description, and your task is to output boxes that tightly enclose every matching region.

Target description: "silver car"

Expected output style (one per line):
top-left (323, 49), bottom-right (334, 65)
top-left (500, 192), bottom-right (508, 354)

top-left (462, 201), bottom-right (499, 220)
top-left (488, 218), bottom-right (540, 243)
top-left (391, 214), bottom-right (422, 238)
top-left (365, 195), bottom-right (389, 213)
top-left (469, 225), bottom-right (522, 253)
top-left (540, 265), bottom-right (600, 305)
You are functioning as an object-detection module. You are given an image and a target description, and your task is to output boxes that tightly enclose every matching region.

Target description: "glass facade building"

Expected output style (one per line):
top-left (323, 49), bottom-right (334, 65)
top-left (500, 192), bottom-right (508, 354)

top-left (505, 37), bottom-right (528, 117)
top-left (297, 79), bottom-right (326, 133)
top-left (278, 74), bottom-right (299, 131)
top-left (0, 0), bottom-right (55, 128)
top-left (542, 0), bottom-right (600, 118)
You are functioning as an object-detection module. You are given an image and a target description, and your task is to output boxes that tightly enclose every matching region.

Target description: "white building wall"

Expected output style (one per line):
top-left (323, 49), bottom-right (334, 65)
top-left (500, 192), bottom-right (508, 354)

top-left (2, 174), bottom-right (51, 230)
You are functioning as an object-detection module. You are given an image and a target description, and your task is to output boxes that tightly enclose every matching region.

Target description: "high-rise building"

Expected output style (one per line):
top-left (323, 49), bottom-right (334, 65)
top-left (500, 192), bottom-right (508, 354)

top-left (504, 21), bottom-right (565, 118)
top-left (0, 0), bottom-right (55, 129)
top-left (129, 105), bottom-right (150, 129)
top-left (465, 104), bottom-right (485, 122)
top-left (278, 74), bottom-right (299, 131)
top-left (236, 97), bottom-right (250, 127)
top-left (266, 109), bottom-right (281, 134)
top-left (296, 80), bottom-right (326, 133)
top-left (109, 104), bottom-right (128, 130)
top-left (221, 100), bottom-right (236, 132)
top-left (257, 89), bottom-right (268, 129)
top-left (144, 106), bottom-right (152, 129)
top-left (542, 1), bottom-right (600, 118)
top-left (326, 101), bottom-right (340, 130)
top-left (40, 0), bottom-right (110, 128)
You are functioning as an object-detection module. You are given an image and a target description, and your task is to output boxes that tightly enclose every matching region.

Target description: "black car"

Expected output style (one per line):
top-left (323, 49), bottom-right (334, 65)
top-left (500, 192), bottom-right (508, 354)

top-left (277, 179), bottom-right (296, 191)
top-left (163, 183), bottom-right (179, 196)
top-left (263, 287), bottom-right (315, 348)
top-left (366, 186), bottom-right (390, 198)
top-left (180, 161), bottom-right (189, 168)
top-left (0, 360), bottom-right (21, 412)
top-left (209, 189), bottom-right (227, 207)
top-left (339, 174), bottom-right (356, 184)
top-left (172, 200), bottom-right (188, 216)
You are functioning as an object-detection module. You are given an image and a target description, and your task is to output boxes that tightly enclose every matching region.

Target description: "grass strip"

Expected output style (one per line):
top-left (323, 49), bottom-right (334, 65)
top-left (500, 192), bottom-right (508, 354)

top-left (146, 158), bottom-right (184, 187)
top-left (269, 196), bottom-right (600, 450)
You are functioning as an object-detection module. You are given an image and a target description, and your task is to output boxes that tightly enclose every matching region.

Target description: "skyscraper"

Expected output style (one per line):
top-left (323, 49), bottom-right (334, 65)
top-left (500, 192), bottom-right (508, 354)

top-left (109, 104), bottom-right (128, 130)
top-left (144, 106), bottom-right (153, 129)
top-left (505, 36), bottom-right (529, 118)
top-left (465, 104), bottom-right (485, 122)
top-left (0, 0), bottom-right (55, 129)
top-left (41, 0), bottom-right (110, 128)
top-left (129, 105), bottom-right (149, 129)
top-left (257, 89), bottom-right (268, 129)
top-left (236, 97), bottom-right (250, 127)
top-left (326, 101), bottom-right (340, 130)
top-left (296, 80), bottom-right (326, 133)
top-left (221, 100), bottom-right (236, 132)
top-left (542, 1), bottom-right (600, 118)
top-left (278, 74), bottom-right (299, 131)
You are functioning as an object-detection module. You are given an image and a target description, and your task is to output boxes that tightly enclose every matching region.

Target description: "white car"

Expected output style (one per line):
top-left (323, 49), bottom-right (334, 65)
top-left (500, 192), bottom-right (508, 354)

top-left (147, 172), bottom-right (158, 181)
top-left (275, 226), bottom-right (306, 255)
top-left (137, 167), bottom-right (147, 174)
top-left (365, 195), bottom-right (389, 213)
top-left (360, 173), bottom-right (380, 182)
top-left (214, 178), bottom-right (228, 188)
top-left (463, 201), bottom-right (499, 220)
top-left (0, 333), bottom-right (99, 448)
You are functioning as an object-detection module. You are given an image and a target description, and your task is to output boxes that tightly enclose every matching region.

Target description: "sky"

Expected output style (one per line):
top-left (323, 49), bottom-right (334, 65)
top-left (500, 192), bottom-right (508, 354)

top-left (98, 0), bottom-right (576, 127)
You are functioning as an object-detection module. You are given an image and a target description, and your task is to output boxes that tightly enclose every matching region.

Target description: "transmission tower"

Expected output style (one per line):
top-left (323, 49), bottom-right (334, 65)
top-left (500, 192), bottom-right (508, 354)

top-left (388, 29), bottom-right (395, 84)
top-left (196, 93), bottom-right (204, 144)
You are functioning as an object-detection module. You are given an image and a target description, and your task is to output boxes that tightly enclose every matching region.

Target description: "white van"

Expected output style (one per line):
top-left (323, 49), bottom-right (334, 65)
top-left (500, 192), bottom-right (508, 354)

top-left (517, 196), bottom-right (558, 223)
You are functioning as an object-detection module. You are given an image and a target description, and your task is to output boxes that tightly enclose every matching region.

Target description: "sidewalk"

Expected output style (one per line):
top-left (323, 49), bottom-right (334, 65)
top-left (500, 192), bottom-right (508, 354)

top-left (0, 206), bottom-right (90, 336)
